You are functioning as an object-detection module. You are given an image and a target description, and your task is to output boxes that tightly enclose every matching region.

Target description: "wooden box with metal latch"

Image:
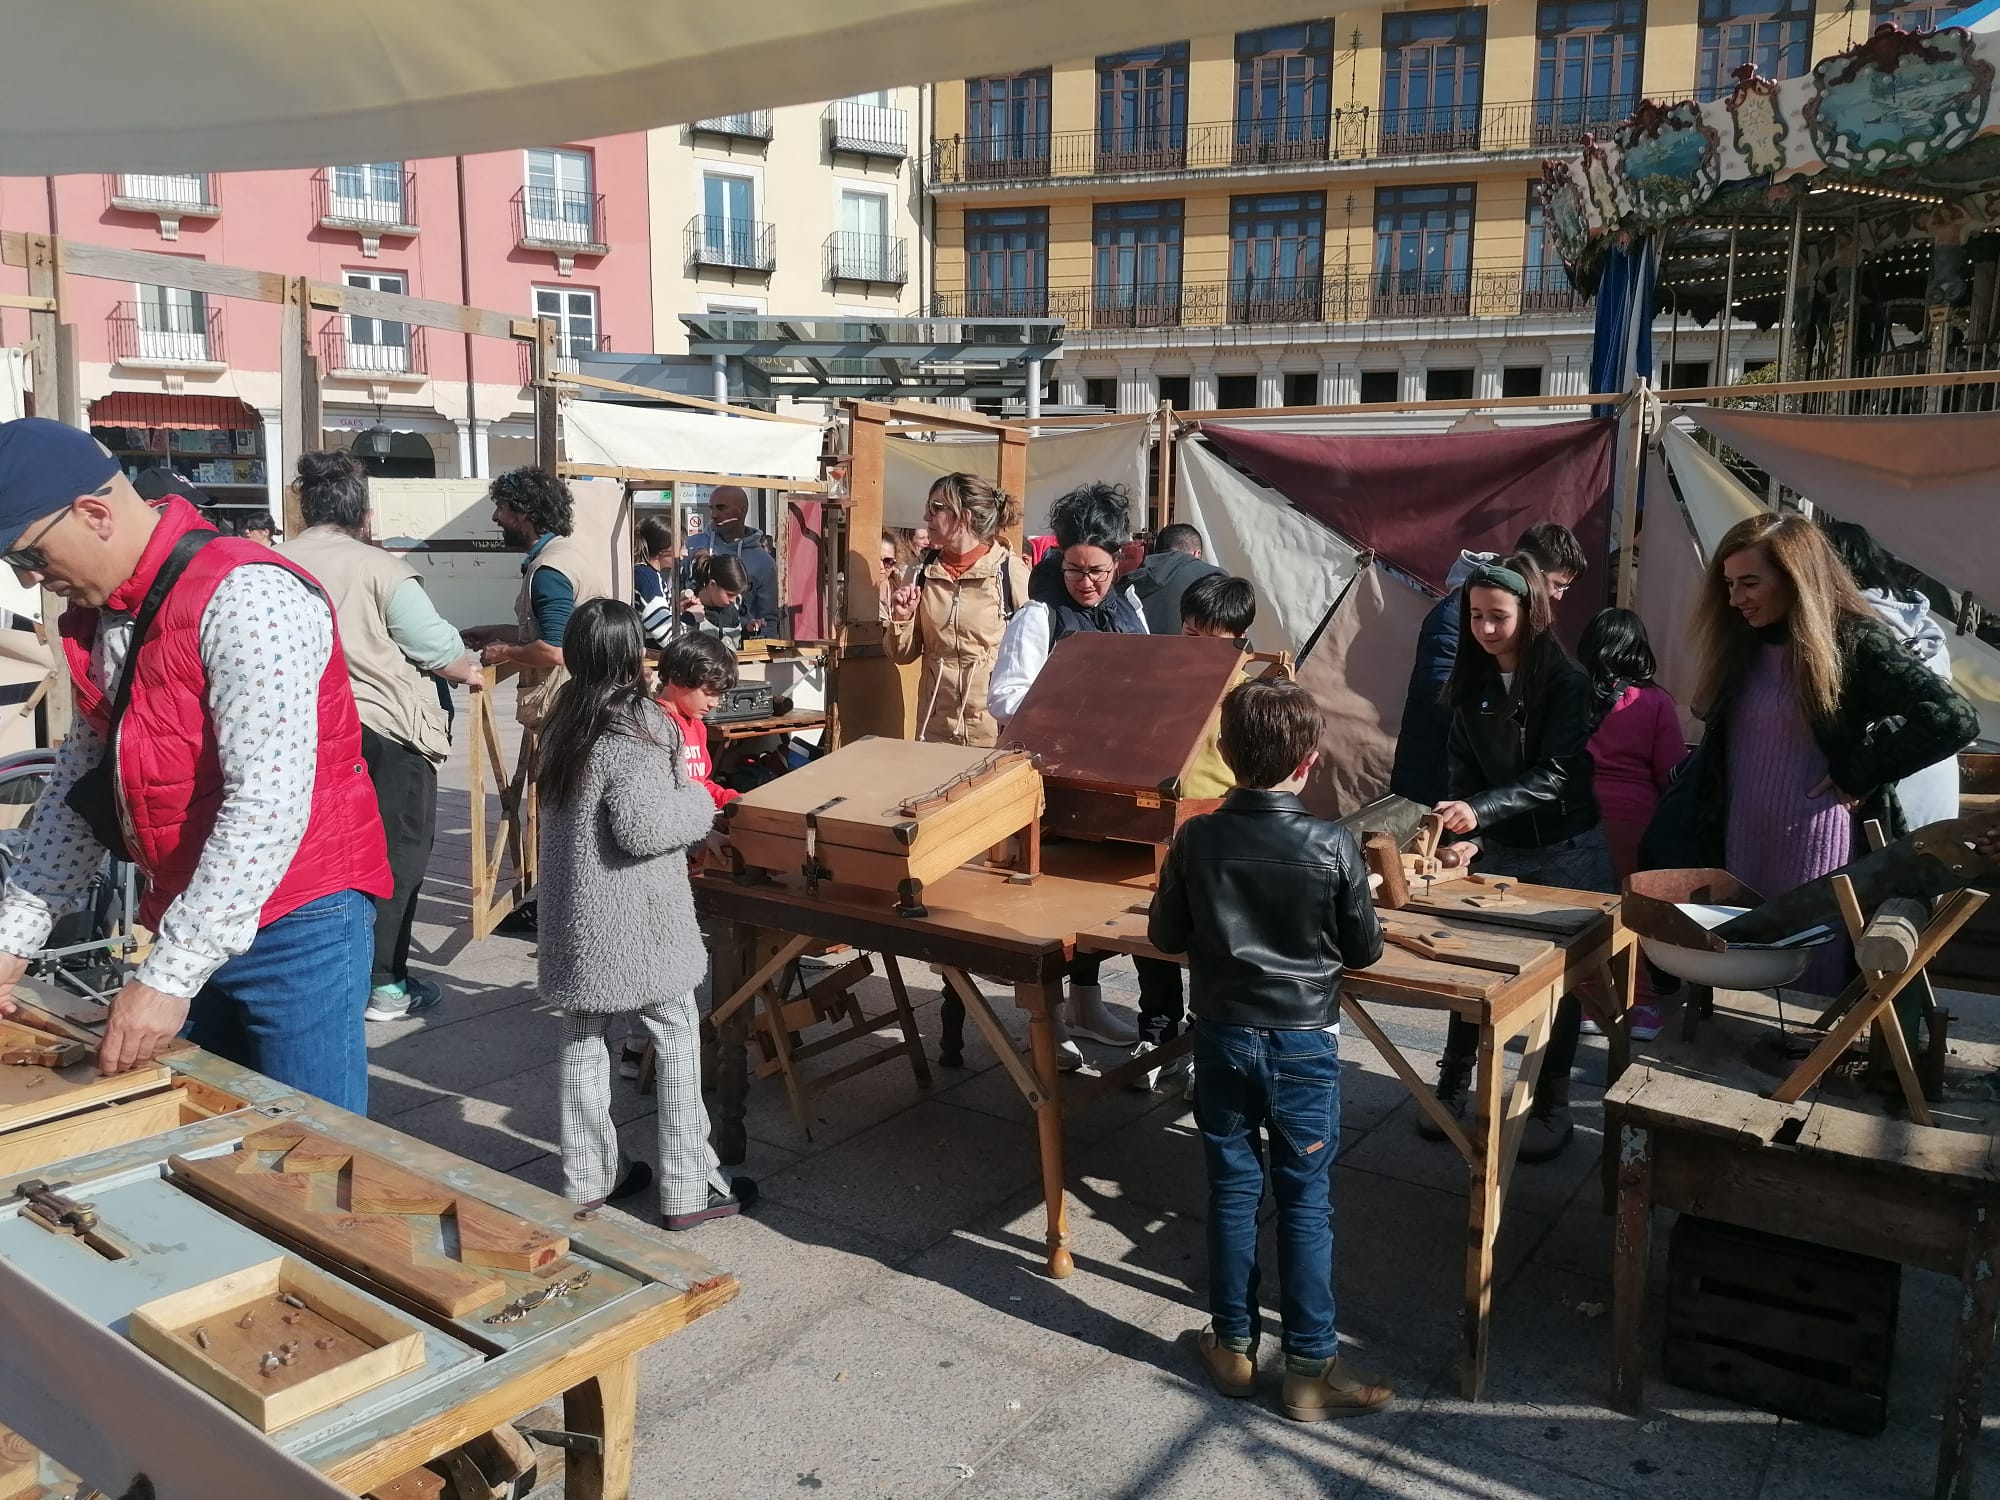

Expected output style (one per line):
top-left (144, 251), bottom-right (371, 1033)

top-left (720, 738), bottom-right (1044, 914)
top-left (1001, 635), bottom-right (1264, 856)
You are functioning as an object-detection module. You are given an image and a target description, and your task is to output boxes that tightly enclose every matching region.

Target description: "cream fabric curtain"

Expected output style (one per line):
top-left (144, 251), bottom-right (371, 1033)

top-left (883, 422), bottom-right (1150, 536)
top-left (562, 401), bottom-right (825, 484)
top-left (0, 0), bottom-right (1324, 172)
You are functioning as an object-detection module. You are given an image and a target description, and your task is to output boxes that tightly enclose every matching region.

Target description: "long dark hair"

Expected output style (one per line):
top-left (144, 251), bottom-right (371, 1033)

top-left (1443, 552), bottom-right (1568, 713)
top-left (1578, 607), bottom-right (1657, 725)
top-left (537, 599), bottom-right (669, 809)
top-left (1822, 519), bottom-right (1919, 604)
top-left (692, 554), bottom-right (750, 595)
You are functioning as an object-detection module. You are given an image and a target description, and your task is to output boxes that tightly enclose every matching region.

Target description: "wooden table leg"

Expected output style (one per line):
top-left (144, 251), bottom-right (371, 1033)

top-left (1022, 981), bottom-right (1073, 1281)
top-left (710, 920), bottom-right (750, 1167)
top-left (1610, 1120), bottom-right (1653, 1415)
top-left (1936, 1205), bottom-right (2000, 1500)
top-left (1604, 943), bottom-right (1636, 1085)
top-left (1461, 1019), bottom-right (1506, 1399)
top-left (562, 1351), bottom-right (638, 1500)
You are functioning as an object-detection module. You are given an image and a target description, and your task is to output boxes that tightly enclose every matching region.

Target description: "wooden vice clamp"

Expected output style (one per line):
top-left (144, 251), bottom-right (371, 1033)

top-left (1363, 813), bottom-right (1447, 911)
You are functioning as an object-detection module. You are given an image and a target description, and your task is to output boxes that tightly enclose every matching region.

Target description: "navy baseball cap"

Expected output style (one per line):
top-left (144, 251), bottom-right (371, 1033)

top-left (0, 417), bottom-right (121, 552)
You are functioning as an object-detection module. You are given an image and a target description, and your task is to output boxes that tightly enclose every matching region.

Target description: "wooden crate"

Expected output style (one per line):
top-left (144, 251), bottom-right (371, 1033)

top-left (1663, 1214), bottom-right (1900, 1435)
top-left (128, 1255), bottom-right (425, 1432)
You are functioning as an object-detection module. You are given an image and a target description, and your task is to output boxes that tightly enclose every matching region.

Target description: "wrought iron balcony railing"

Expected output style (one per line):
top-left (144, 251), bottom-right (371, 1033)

top-left (315, 168), bottom-right (417, 231)
top-left (515, 186), bottom-right (609, 254)
top-left (928, 96), bottom-right (1638, 185)
top-left (687, 215), bottom-right (777, 272)
top-left (108, 172), bottom-right (219, 214)
top-left (824, 233), bottom-right (909, 285)
top-left (827, 101), bottom-right (909, 159)
top-left (692, 111), bottom-right (774, 142)
top-left (320, 319), bottom-right (427, 377)
top-left (110, 300), bottom-right (225, 365)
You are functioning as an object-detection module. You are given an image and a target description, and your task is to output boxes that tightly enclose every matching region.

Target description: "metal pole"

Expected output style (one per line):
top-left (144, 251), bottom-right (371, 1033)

top-left (1773, 196), bottom-right (1808, 509)
top-left (710, 353), bottom-right (729, 404)
top-left (1717, 226), bottom-right (1737, 389)
top-left (1025, 356), bottom-right (1043, 420)
top-left (1842, 209), bottom-right (1863, 415)
top-left (1667, 302), bottom-right (1681, 389)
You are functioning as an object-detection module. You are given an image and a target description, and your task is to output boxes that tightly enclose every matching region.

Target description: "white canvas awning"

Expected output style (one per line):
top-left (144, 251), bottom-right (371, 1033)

top-left (0, 0), bottom-right (1323, 174)
top-left (562, 401), bottom-right (824, 486)
top-left (883, 422), bottom-right (1150, 536)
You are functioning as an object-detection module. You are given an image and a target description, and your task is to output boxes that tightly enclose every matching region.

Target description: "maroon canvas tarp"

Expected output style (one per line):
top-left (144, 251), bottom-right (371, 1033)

top-left (1199, 420), bottom-right (1617, 623)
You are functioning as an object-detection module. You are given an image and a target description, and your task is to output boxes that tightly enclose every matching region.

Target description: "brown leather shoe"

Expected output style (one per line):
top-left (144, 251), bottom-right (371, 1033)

top-left (1196, 1326), bottom-right (1258, 1399)
top-left (1280, 1357), bottom-right (1394, 1421)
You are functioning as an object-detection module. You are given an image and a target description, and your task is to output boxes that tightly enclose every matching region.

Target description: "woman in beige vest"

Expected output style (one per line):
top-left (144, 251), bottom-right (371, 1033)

top-left (281, 452), bottom-right (483, 1021)
top-left (884, 473), bottom-right (1030, 747)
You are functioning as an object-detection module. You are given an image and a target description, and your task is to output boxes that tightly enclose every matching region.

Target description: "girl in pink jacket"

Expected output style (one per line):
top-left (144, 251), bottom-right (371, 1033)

top-left (1579, 608), bottom-right (1686, 1040)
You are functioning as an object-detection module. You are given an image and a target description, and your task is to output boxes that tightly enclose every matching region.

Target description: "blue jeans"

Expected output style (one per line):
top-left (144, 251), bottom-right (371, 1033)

top-left (186, 889), bottom-right (372, 1114)
top-left (1193, 1020), bottom-right (1341, 1360)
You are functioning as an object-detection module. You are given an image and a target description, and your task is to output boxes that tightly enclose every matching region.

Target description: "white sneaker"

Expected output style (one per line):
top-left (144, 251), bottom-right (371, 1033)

top-left (1051, 1012), bottom-right (1085, 1072)
top-left (1067, 985), bottom-right (1137, 1046)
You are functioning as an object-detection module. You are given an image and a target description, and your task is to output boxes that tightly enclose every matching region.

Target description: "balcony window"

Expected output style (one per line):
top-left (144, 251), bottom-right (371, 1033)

top-left (967, 71), bottom-right (1052, 179)
top-left (116, 173), bottom-right (213, 210)
top-left (1097, 42), bottom-right (1189, 172)
top-left (829, 94), bottom-right (908, 158)
top-left (523, 148), bottom-right (597, 246)
top-left (1536, 0), bottom-right (1643, 142)
top-left (1697, 0), bottom-right (1813, 99)
top-left (1523, 189), bottom-right (1577, 310)
top-left (1157, 375), bottom-right (1192, 408)
top-left (1872, 0), bottom-right (1962, 27)
top-left (1230, 192), bottom-right (1325, 323)
top-left (328, 163), bottom-right (409, 226)
top-left (831, 190), bottom-right (903, 283)
top-left (692, 111), bottom-right (773, 140)
top-left (1285, 371), bottom-right (1320, 406)
top-left (1235, 22), bottom-right (1333, 165)
top-left (1427, 368), bottom-right (1475, 400)
top-left (1382, 9), bottom-right (1486, 153)
top-left (1373, 184), bottom-right (1475, 315)
top-left (132, 284), bottom-right (214, 364)
top-left (533, 286), bottom-right (599, 372)
top-left (1093, 200), bottom-right (1183, 328)
top-left (1503, 365), bottom-right (1546, 397)
top-left (965, 207), bottom-right (1048, 317)
top-left (1359, 370), bottom-right (1399, 403)
top-left (342, 271), bottom-right (411, 373)
top-left (697, 173), bottom-right (767, 269)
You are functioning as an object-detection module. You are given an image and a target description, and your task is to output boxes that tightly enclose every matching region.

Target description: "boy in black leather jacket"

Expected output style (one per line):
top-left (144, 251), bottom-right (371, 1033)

top-left (1148, 678), bottom-right (1392, 1421)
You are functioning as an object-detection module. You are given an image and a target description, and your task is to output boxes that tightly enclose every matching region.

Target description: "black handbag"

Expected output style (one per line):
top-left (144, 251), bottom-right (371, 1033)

top-left (1637, 736), bottom-right (1710, 873)
top-left (64, 529), bottom-right (218, 858)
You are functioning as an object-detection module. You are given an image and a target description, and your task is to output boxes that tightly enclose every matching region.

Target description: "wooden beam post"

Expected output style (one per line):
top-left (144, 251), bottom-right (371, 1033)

top-left (279, 277), bottom-right (307, 513)
top-left (996, 426), bottom-right (1028, 553)
top-left (1613, 378), bottom-right (1645, 609)
top-left (844, 404), bottom-right (888, 627)
top-left (22, 235), bottom-right (62, 425)
top-left (827, 402), bottom-right (908, 745)
top-left (532, 317), bottom-right (560, 476)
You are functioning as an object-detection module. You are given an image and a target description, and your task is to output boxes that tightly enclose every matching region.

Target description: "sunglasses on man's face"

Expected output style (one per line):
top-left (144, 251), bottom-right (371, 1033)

top-left (3, 509), bottom-right (71, 573)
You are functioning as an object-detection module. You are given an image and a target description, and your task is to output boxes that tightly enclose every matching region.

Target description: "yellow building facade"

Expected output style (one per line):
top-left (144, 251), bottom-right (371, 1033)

top-left (922, 2), bottom-right (1917, 411)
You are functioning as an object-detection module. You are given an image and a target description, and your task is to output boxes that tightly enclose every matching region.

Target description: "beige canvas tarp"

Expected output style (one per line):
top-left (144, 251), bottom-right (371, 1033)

top-left (883, 422), bottom-right (1150, 536)
top-left (1681, 405), bottom-right (2000, 611)
top-left (1294, 565), bottom-right (1437, 818)
top-left (0, 0), bottom-right (1326, 174)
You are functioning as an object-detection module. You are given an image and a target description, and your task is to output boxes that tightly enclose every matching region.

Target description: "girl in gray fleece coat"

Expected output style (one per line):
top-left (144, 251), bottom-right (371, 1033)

top-left (537, 599), bottom-right (752, 1227)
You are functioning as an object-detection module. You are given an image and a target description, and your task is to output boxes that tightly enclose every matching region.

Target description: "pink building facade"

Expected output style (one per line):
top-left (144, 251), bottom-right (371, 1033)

top-left (0, 135), bottom-right (654, 521)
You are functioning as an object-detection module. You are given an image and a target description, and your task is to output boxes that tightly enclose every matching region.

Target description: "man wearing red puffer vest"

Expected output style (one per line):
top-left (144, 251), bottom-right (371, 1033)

top-left (0, 419), bottom-right (390, 1112)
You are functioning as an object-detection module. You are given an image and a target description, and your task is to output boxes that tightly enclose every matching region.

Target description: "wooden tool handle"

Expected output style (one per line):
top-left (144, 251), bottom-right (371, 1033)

top-left (1363, 831), bottom-right (1409, 910)
top-left (1415, 813), bottom-right (1445, 862)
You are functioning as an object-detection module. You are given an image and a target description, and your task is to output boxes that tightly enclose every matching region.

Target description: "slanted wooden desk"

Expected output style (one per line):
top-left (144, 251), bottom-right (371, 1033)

top-left (1605, 995), bottom-right (2000, 1500)
top-left (0, 1049), bottom-right (734, 1499)
top-left (1081, 876), bottom-right (1635, 1402)
top-left (696, 842), bottom-right (1164, 1281)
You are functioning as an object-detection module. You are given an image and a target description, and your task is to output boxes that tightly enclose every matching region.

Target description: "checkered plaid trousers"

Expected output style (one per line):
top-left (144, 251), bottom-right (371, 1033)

top-left (559, 990), bottom-right (731, 1216)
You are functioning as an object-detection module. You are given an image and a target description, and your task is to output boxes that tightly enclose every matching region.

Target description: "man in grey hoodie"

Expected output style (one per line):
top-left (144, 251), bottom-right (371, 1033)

top-left (1388, 523), bottom-right (1587, 806)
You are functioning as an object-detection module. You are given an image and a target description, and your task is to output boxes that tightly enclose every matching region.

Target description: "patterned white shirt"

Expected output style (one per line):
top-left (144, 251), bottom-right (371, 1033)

top-left (0, 564), bottom-right (333, 999)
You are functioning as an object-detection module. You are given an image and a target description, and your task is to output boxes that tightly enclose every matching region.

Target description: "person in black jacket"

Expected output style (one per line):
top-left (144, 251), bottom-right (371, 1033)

top-left (1126, 522), bottom-right (1222, 635)
top-left (1150, 678), bottom-right (1393, 1423)
top-left (1417, 554), bottom-right (1610, 1162)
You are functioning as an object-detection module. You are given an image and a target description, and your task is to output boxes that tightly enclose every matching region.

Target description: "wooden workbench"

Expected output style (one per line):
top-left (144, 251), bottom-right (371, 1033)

top-left (0, 1047), bottom-right (735, 1499)
top-left (1082, 877), bottom-right (1634, 1401)
top-left (695, 851), bottom-right (1631, 1401)
top-left (1605, 988), bottom-right (2000, 1500)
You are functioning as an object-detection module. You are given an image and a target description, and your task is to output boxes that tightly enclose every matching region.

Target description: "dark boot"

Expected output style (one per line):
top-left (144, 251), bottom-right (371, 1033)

top-left (1518, 1077), bottom-right (1575, 1163)
top-left (1414, 1053), bottom-right (1472, 1141)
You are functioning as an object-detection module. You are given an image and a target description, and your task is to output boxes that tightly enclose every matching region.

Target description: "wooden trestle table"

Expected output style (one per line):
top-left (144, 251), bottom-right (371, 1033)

top-left (697, 845), bottom-right (1633, 1400)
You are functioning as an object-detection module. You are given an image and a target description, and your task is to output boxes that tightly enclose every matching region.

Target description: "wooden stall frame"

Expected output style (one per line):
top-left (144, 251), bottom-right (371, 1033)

top-left (466, 664), bottom-right (534, 942)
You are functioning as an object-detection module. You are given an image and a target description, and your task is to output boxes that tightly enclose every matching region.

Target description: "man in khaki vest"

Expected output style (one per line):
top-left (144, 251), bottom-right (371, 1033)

top-left (460, 468), bottom-right (612, 935)
top-left (281, 452), bottom-right (483, 1020)
top-left (462, 468), bottom-right (612, 726)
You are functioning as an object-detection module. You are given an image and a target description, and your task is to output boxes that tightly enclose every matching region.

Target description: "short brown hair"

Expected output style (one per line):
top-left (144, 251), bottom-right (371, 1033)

top-left (1218, 678), bottom-right (1322, 790)
top-left (1514, 522), bottom-right (1587, 580)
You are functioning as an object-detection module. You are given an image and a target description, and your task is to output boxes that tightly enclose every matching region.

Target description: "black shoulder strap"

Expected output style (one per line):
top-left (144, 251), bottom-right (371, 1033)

top-left (998, 554), bottom-right (1018, 619)
top-left (106, 528), bottom-right (219, 731)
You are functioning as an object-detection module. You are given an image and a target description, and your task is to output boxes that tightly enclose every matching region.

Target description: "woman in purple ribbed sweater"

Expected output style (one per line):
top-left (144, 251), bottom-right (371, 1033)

top-left (1685, 515), bottom-right (1977, 997)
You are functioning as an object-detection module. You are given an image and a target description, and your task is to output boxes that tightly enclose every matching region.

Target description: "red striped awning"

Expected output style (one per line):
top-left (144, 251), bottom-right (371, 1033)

top-left (88, 393), bottom-right (258, 430)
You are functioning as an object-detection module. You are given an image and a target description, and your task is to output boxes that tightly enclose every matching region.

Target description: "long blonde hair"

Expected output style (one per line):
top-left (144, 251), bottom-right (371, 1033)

top-left (1691, 513), bottom-right (1874, 727)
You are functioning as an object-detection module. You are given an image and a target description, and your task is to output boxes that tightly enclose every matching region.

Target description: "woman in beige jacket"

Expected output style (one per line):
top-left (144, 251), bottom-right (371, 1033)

top-left (885, 473), bottom-right (1031, 747)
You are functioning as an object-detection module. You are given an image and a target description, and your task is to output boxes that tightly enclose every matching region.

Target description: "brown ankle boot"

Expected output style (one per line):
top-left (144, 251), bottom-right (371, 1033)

top-left (1196, 1326), bottom-right (1258, 1398)
top-left (1280, 1356), bottom-right (1394, 1421)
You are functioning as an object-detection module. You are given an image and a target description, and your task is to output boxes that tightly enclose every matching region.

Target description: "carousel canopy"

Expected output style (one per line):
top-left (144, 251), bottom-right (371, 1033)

top-left (0, 0), bottom-right (1320, 174)
top-left (1543, 25), bottom-right (2000, 302)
